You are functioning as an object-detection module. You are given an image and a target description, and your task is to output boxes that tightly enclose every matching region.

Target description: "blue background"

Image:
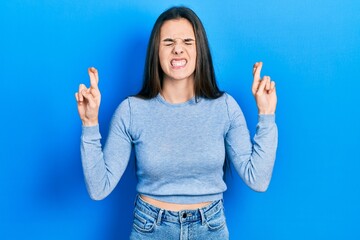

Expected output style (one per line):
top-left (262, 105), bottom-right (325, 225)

top-left (1, 0), bottom-right (359, 239)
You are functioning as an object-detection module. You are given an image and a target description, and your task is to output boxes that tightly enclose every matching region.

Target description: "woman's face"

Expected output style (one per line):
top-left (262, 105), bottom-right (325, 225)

top-left (159, 18), bottom-right (197, 83)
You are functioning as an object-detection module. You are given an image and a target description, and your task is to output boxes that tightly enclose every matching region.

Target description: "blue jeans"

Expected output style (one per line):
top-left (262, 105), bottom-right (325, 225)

top-left (130, 195), bottom-right (229, 240)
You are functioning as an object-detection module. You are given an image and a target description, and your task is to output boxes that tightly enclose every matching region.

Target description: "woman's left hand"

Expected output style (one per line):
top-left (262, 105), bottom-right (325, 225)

top-left (252, 62), bottom-right (277, 114)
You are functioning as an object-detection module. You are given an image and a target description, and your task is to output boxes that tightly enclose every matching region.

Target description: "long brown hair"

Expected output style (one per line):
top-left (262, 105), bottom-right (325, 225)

top-left (136, 6), bottom-right (223, 100)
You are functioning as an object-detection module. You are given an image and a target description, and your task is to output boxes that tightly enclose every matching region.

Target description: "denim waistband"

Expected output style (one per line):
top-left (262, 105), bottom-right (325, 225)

top-left (134, 195), bottom-right (224, 225)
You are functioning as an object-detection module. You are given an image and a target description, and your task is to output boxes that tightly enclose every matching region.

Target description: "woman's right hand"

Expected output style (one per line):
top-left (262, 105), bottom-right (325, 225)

top-left (75, 67), bottom-right (101, 126)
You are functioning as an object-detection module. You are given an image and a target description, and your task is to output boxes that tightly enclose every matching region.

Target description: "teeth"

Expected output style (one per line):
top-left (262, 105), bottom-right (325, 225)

top-left (171, 59), bottom-right (187, 67)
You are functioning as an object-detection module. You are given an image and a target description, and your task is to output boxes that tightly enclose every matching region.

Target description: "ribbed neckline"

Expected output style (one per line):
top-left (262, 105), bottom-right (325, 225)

top-left (156, 93), bottom-right (200, 107)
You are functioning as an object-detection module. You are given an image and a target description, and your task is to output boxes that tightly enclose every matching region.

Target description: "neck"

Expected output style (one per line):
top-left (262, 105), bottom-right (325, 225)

top-left (161, 77), bottom-right (195, 104)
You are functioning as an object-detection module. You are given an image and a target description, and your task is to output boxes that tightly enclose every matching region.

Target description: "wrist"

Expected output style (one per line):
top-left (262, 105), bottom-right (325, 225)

top-left (258, 108), bottom-right (275, 114)
top-left (259, 111), bottom-right (275, 115)
top-left (82, 119), bottom-right (98, 126)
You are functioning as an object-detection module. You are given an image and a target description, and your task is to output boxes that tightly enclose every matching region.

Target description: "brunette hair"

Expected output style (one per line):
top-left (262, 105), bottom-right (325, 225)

top-left (136, 6), bottom-right (223, 100)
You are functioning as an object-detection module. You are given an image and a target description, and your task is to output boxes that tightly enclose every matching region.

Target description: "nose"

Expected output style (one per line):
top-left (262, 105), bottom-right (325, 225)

top-left (172, 42), bottom-right (184, 55)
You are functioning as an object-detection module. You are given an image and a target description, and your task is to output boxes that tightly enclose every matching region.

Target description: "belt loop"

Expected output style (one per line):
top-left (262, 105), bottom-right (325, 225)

top-left (156, 209), bottom-right (164, 225)
top-left (199, 208), bottom-right (206, 225)
top-left (134, 194), bottom-right (139, 206)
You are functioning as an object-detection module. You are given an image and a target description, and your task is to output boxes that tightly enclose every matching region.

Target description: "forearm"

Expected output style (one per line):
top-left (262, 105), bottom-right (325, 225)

top-left (80, 124), bottom-right (132, 200)
top-left (227, 114), bottom-right (278, 192)
top-left (81, 125), bottom-right (111, 200)
top-left (247, 114), bottom-right (278, 191)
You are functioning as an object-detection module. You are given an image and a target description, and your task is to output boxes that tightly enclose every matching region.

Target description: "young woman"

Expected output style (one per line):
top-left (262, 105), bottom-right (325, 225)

top-left (75, 6), bottom-right (277, 240)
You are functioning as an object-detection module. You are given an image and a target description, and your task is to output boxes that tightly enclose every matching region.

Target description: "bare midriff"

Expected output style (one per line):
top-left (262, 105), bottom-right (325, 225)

top-left (140, 194), bottom-right (212, 211)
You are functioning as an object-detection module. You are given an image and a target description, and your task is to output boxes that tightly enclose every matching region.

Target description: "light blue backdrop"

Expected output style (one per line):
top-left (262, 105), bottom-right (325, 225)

top-left (1, 0), bottom-right (359, 239)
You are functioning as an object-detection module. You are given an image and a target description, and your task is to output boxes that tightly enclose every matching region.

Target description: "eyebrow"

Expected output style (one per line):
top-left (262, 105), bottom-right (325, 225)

top-left (162, 38), bottom-right (195, 42)
top-left (163, 38), bottom-right (175, 42)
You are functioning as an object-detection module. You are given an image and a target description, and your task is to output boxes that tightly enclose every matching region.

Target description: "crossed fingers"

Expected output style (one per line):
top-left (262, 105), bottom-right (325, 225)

top-left (75, 67), bottom-right (100, 106)
top-left (252, 62), bottom-right (275, 95)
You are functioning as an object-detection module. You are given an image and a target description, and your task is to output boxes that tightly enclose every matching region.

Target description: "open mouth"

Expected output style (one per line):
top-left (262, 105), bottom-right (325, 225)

top-left (171, 59), bottom-right (187, 67)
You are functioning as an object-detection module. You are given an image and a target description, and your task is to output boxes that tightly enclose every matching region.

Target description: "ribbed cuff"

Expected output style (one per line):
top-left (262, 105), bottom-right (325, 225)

top-left (81, 124), bottom-right (101, 140)
top-left (258, 114), bottom-right (276, 123)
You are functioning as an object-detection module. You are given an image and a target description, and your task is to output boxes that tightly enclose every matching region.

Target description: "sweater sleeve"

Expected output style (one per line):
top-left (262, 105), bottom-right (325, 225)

top-left (224, 94), bottom-right (278, 192)
top-left (80, 98), bottom-right (133, 200)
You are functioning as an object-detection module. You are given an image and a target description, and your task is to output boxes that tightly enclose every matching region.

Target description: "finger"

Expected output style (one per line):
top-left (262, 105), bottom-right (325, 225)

top-left (256, 76), bottom-right (269, 95)
top-left (90, 87), bottom-right (100, 98)
top-left (253, 62), bottom-right (263, 80)
top-left (252, 62), bottom-right (260, 75)
top-left (269, 81), bottom-right (276, 94)
top-left (94, 68), bottom-right (99, 83)
top-left (265, 76), bottom-right (271, 91)
top-left (81, 89), bottom-right (95, 106)
top-left (78, 84), bottom-right (87, 101)
top-left (252, 62), bottom-right (263, 94)
top-left (88, 67), bottom-right (99, 90)
top-left (75, 92), bottom-right (79, 102)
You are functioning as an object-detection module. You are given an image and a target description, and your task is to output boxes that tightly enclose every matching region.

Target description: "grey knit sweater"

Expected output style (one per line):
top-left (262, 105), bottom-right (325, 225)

top-left (81, 93), bottom-right (278, 203)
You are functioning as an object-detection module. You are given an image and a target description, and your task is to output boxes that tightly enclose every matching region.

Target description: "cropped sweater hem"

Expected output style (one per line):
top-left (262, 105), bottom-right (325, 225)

top-left (139, 193), bottom-right (223, 204)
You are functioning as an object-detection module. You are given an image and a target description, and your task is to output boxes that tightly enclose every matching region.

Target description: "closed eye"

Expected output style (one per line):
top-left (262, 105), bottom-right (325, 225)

top-left (162, 38), bottom-right (195, 46)
top-left (163, 38), bottom-right (175, 46)
top-left (184, 38), bottom-right (195, 45)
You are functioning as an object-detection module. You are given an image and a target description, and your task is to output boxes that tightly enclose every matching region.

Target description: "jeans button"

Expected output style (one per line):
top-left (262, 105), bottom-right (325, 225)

top-left (182, 213), bottom-right (187, 218)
